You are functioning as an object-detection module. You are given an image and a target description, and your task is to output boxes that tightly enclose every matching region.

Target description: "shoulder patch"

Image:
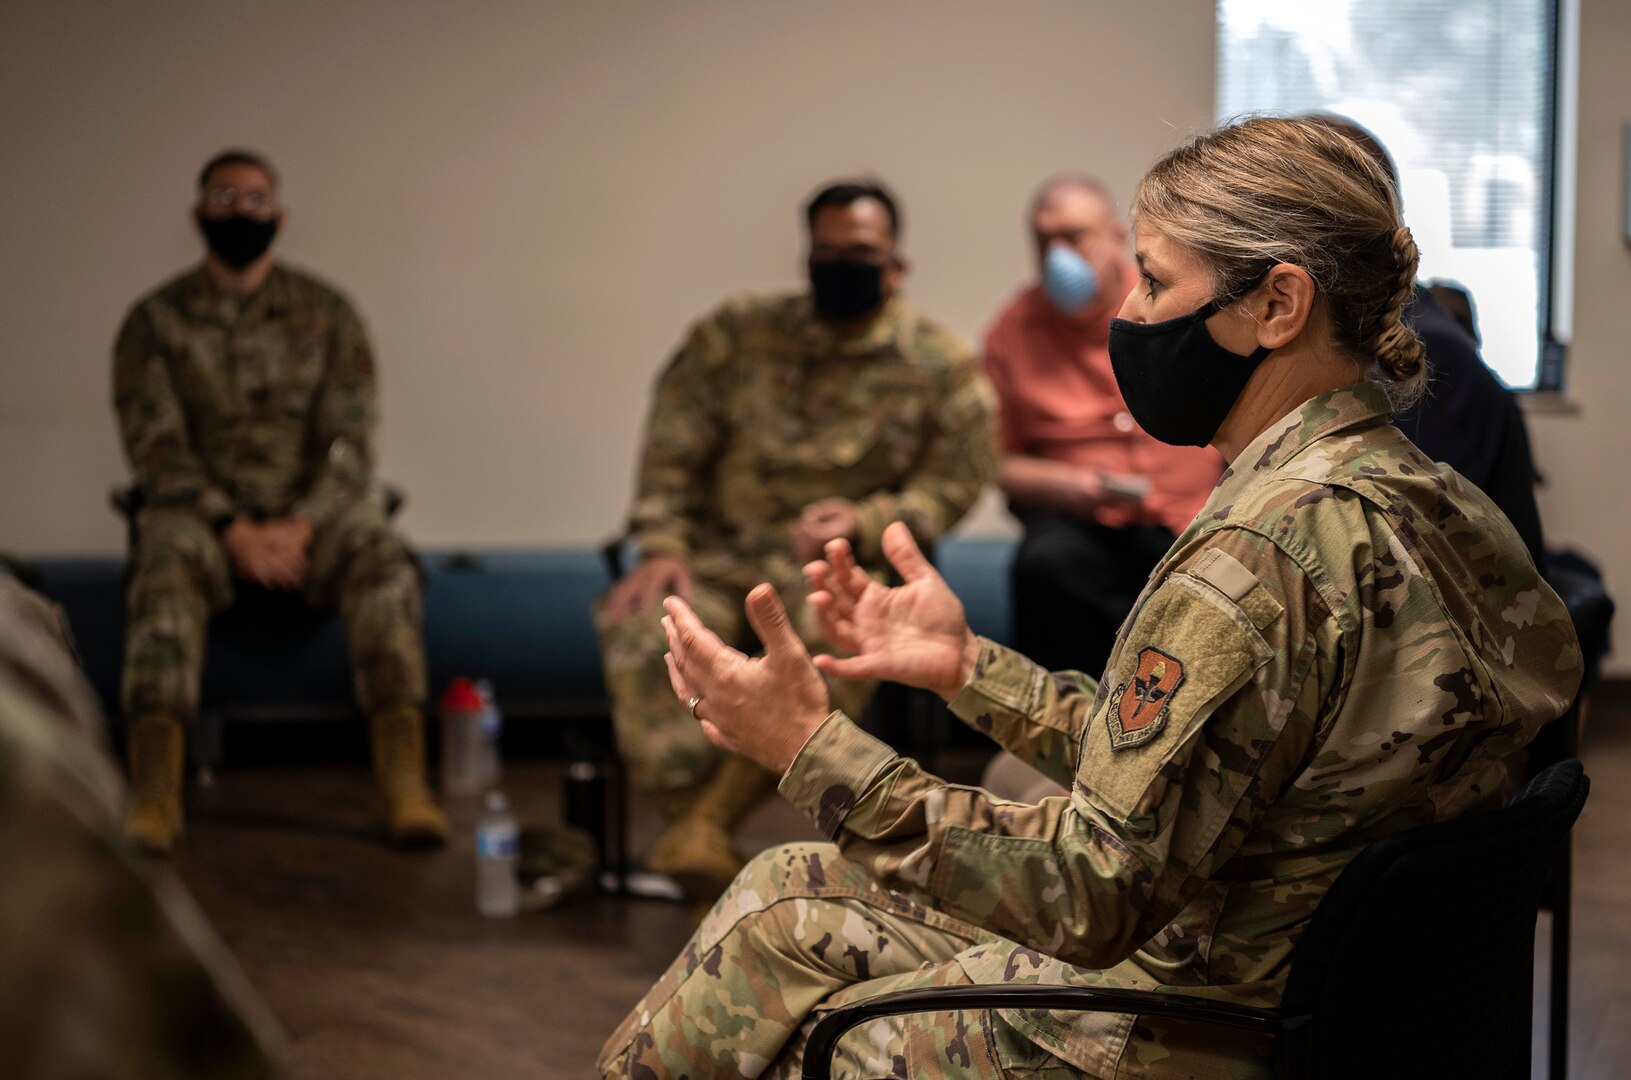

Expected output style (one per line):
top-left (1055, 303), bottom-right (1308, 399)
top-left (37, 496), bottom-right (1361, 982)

top-left (1076, 574), bottom-right (1273, 828)
top-left (1106, 647), bottom-right (1185, 750)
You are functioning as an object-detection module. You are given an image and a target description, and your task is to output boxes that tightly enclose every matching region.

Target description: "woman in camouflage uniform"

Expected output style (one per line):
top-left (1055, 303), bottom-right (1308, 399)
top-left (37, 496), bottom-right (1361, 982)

top-left (600, 118), bottom-right (1582, 1079)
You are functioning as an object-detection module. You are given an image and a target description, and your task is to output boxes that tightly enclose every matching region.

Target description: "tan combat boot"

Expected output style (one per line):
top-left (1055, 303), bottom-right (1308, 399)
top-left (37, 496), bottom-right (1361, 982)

top-left (122, 713), bottom-right (186, 855)
top-left (368, 705), bottom-right (450, 845)
top-left (646, 753), bottom-right (777, 902)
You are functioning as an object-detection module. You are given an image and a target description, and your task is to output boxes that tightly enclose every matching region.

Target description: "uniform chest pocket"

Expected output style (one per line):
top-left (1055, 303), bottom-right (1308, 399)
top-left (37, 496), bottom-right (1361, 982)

top-left (272, 331), bottom-right (328, 417)
top-left (813, 367), bottom-right (933, 471)
top-left (730, 360), bottom-right (932, 472)
top-left (1073, 572), bottom-right (1275, 833)
top-left (170, 332), bottom-right (239, 419)
top-left (725, 353), bottom-right (801, 447)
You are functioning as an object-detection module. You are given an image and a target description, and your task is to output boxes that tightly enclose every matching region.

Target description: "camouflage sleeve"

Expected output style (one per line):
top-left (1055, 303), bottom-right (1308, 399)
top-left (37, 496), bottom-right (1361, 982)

top-left (0, 588), bottom-right (286, 1078)
top-left (625, 310), bottom-right (732, 560)
top-left (948, 640), bottom-right (1098, 790)
top-left (851, 348), bottom-right (997, 562)
top-left (0, 754), bottom-right (287, 1078)
top-left (294, 297), bottom-right (377, 525)
top-left (0, 574), bottom-right (81, 684)
top-left (112, 304), bottom-right (235, 523)
top-left (779, 527), bottom-right (1337, 970)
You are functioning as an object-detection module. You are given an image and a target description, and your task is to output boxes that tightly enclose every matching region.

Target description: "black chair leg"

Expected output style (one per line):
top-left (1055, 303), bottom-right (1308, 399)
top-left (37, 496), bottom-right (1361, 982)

top-left (189, 711), bottom-right (224, 785)
top-left (604, 751), bottom-right (629, 893)
top-left (1276, 1018), bottom-right (1314, 1079)
top-left (1549, 839), bottom-right (1572, 1080)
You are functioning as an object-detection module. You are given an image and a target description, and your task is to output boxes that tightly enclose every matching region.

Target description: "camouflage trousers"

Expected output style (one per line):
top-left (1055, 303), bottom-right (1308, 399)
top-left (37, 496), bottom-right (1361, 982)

top-left (598, 842), bottom-right (1085, 1079)
top-left (120, 498), bottom-right (426, 722)
top-left (594, 571), bottom-right (874, 794)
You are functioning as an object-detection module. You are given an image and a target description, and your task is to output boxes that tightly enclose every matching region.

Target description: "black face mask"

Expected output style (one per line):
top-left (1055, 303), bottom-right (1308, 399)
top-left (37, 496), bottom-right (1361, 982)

top-left (809, 259), bottom-right (887, 321)
top-left (200, 215), bottom-right (279, 268)
top-left (1108, 292), bottom-right (1273, 447)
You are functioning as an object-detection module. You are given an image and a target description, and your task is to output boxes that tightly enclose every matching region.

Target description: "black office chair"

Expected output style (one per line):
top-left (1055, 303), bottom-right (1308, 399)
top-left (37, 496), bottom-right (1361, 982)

top-left (804, 758), bottom-right (1589, 1080)
top-left (1529, 551), bottom-right (1615, 1079)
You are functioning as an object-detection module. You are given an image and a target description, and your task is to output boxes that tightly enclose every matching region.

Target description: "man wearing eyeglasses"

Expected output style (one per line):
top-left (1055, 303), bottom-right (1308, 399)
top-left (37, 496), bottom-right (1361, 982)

top-left (112, 149), bottom-right (446, 853)
top-left (596, 179), bottom-right (996, 902)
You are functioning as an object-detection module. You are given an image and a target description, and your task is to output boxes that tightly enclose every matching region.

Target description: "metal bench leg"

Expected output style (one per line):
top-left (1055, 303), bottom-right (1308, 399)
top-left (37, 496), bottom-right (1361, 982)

top-left (189, 710), bottom-right (223, 787)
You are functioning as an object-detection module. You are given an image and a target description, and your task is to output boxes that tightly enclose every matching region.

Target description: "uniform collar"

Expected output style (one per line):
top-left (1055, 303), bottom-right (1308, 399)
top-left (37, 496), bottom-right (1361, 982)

top-left (1209, 381), bottom-right (1394, 510)
top-left (177, 262), bottom-right (292, 325)
top-left (794, 293), bottom-right (909, 360)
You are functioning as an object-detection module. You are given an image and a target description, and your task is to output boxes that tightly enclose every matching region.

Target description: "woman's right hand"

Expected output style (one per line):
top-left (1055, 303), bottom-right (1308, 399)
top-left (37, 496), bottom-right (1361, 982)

top-left (804, 522), bottom-right (979, 701)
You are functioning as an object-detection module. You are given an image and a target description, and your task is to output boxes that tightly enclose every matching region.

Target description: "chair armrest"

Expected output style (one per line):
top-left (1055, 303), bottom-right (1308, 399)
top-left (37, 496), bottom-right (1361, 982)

top-left (801, 984), bottom-right (1307, 1080)
top-left (110, 485), bottom-right (144, 551)
top-left (600, 533), bottom-right (631, 582)
top-left (110, 484), bottom-right (142, 520)
top-left (381, 483), bottom-right (406, 519)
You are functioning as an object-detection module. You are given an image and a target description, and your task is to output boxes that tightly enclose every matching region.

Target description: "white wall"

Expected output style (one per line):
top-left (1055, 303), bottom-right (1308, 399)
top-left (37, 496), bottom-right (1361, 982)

top-left (1528, 0), bottom-right (1631, 675)
top-left (0, 0), bottom-right (1214, 554)
top-left (3, 0), bottom-right (1624, 672)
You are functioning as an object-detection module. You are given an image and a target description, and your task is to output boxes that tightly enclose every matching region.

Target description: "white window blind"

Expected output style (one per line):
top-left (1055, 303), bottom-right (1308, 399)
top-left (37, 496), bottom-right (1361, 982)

top-left (1216, 0), bottom-right (1556, 389)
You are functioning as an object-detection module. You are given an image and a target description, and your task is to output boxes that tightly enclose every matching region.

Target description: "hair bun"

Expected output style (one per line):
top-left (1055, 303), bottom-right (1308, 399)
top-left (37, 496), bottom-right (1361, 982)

top-left (1390, 226), bottom-right (1419, 274)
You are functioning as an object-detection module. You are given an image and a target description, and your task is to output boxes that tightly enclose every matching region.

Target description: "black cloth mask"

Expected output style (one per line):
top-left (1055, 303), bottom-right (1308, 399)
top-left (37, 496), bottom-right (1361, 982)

top-left (809, 259), bottom-right (886, 321)
top-left (1108, 289), bottom-right (1273, 447)
top-left (200, 215), bottom-right (279, 268)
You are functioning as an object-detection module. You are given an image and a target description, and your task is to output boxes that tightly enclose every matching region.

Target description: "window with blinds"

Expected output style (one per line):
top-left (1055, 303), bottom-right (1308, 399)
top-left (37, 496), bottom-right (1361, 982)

top-left (1216, 0), bottom-right (1559, 389)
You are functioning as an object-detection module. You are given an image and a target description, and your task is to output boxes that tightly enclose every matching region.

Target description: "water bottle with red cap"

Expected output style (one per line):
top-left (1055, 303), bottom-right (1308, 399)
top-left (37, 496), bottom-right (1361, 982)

top-left (439, 676), bottom-right (485, 797)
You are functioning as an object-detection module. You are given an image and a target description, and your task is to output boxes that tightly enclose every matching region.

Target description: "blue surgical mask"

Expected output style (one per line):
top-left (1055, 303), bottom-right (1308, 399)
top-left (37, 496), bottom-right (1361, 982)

top-left (1042, 244), bottom-right (1098, 314)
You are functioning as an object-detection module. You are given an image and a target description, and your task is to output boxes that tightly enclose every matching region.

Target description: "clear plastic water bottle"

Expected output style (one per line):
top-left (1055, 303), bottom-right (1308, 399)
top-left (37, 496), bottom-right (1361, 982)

top-left (475, 790), bottom-right (520, 918)
top-left (475, 678), bottom-right (503, 787)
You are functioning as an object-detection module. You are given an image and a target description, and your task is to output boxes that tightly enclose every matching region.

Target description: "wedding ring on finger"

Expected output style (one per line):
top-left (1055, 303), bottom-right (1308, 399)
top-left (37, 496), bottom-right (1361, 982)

top-left (687, 695), bottom-right (703, 721)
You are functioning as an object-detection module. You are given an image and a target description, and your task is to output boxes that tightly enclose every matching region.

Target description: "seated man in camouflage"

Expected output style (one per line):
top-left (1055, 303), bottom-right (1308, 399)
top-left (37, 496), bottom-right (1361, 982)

top-left (114, 149), bottom-right (446, 853)
top-left (596, 179), bottom-right (996, 899)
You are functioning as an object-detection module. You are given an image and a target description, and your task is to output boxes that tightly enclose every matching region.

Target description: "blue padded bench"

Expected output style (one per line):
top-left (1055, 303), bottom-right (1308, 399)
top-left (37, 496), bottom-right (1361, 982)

top-left (32, 538), bottom-right (1015, 885)
top-left (937, 537), bottom-right (1016, 647)
top-left (31, 537), bottom-right (1017, 743)
top-left (33, 548), bottom-right (616, 733)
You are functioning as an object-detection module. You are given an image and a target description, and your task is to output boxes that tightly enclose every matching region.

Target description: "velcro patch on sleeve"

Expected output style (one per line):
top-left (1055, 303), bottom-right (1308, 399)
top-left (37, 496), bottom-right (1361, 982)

top-left (1190, 547), bottom-right (1283, 630)
top-left (1075, 574), bottom-right (1272, 829)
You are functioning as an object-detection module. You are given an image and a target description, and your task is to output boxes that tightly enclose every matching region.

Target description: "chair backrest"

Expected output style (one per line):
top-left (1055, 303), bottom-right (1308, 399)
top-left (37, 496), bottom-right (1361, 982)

top-left (1280, 759), bottom-right (1588, 1079)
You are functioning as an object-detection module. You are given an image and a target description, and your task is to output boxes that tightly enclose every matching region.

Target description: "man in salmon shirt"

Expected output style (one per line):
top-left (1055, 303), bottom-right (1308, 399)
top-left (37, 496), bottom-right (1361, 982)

top-left (983, 175), bottom-right (1222, 676)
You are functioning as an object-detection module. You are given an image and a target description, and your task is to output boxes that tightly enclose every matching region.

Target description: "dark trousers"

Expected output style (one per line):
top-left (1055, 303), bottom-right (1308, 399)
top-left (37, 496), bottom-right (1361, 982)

top-left (1010, 512), bottom-right (1176, 679)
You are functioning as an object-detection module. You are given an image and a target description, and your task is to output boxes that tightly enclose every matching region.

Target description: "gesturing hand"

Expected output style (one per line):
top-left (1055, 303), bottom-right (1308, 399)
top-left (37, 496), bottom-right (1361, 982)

top-left (661, 584), bottom-right (831, 776)
top-left (803, 521), bottom-right (980, 701)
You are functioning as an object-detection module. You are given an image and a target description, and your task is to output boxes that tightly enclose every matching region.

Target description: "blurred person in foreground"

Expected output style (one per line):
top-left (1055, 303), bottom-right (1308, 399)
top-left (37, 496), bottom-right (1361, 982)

top-left (113, 149), bottom-right (445, 853)
top-left (0, 564), bottom-right (284, 1078)
top-left (594, 179), bottom-right (996, 900)
top-left (598, 118), bottom-right (1581, 1078)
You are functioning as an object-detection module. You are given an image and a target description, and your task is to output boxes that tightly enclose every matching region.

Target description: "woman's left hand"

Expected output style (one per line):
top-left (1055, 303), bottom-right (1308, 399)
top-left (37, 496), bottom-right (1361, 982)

top-left (662, 583), bottom-right (832, 776)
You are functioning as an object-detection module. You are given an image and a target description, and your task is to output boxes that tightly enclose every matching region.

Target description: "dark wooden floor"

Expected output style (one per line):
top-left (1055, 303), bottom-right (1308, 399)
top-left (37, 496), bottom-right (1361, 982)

top-left (174, 689), bottom-right (1631, 1079)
